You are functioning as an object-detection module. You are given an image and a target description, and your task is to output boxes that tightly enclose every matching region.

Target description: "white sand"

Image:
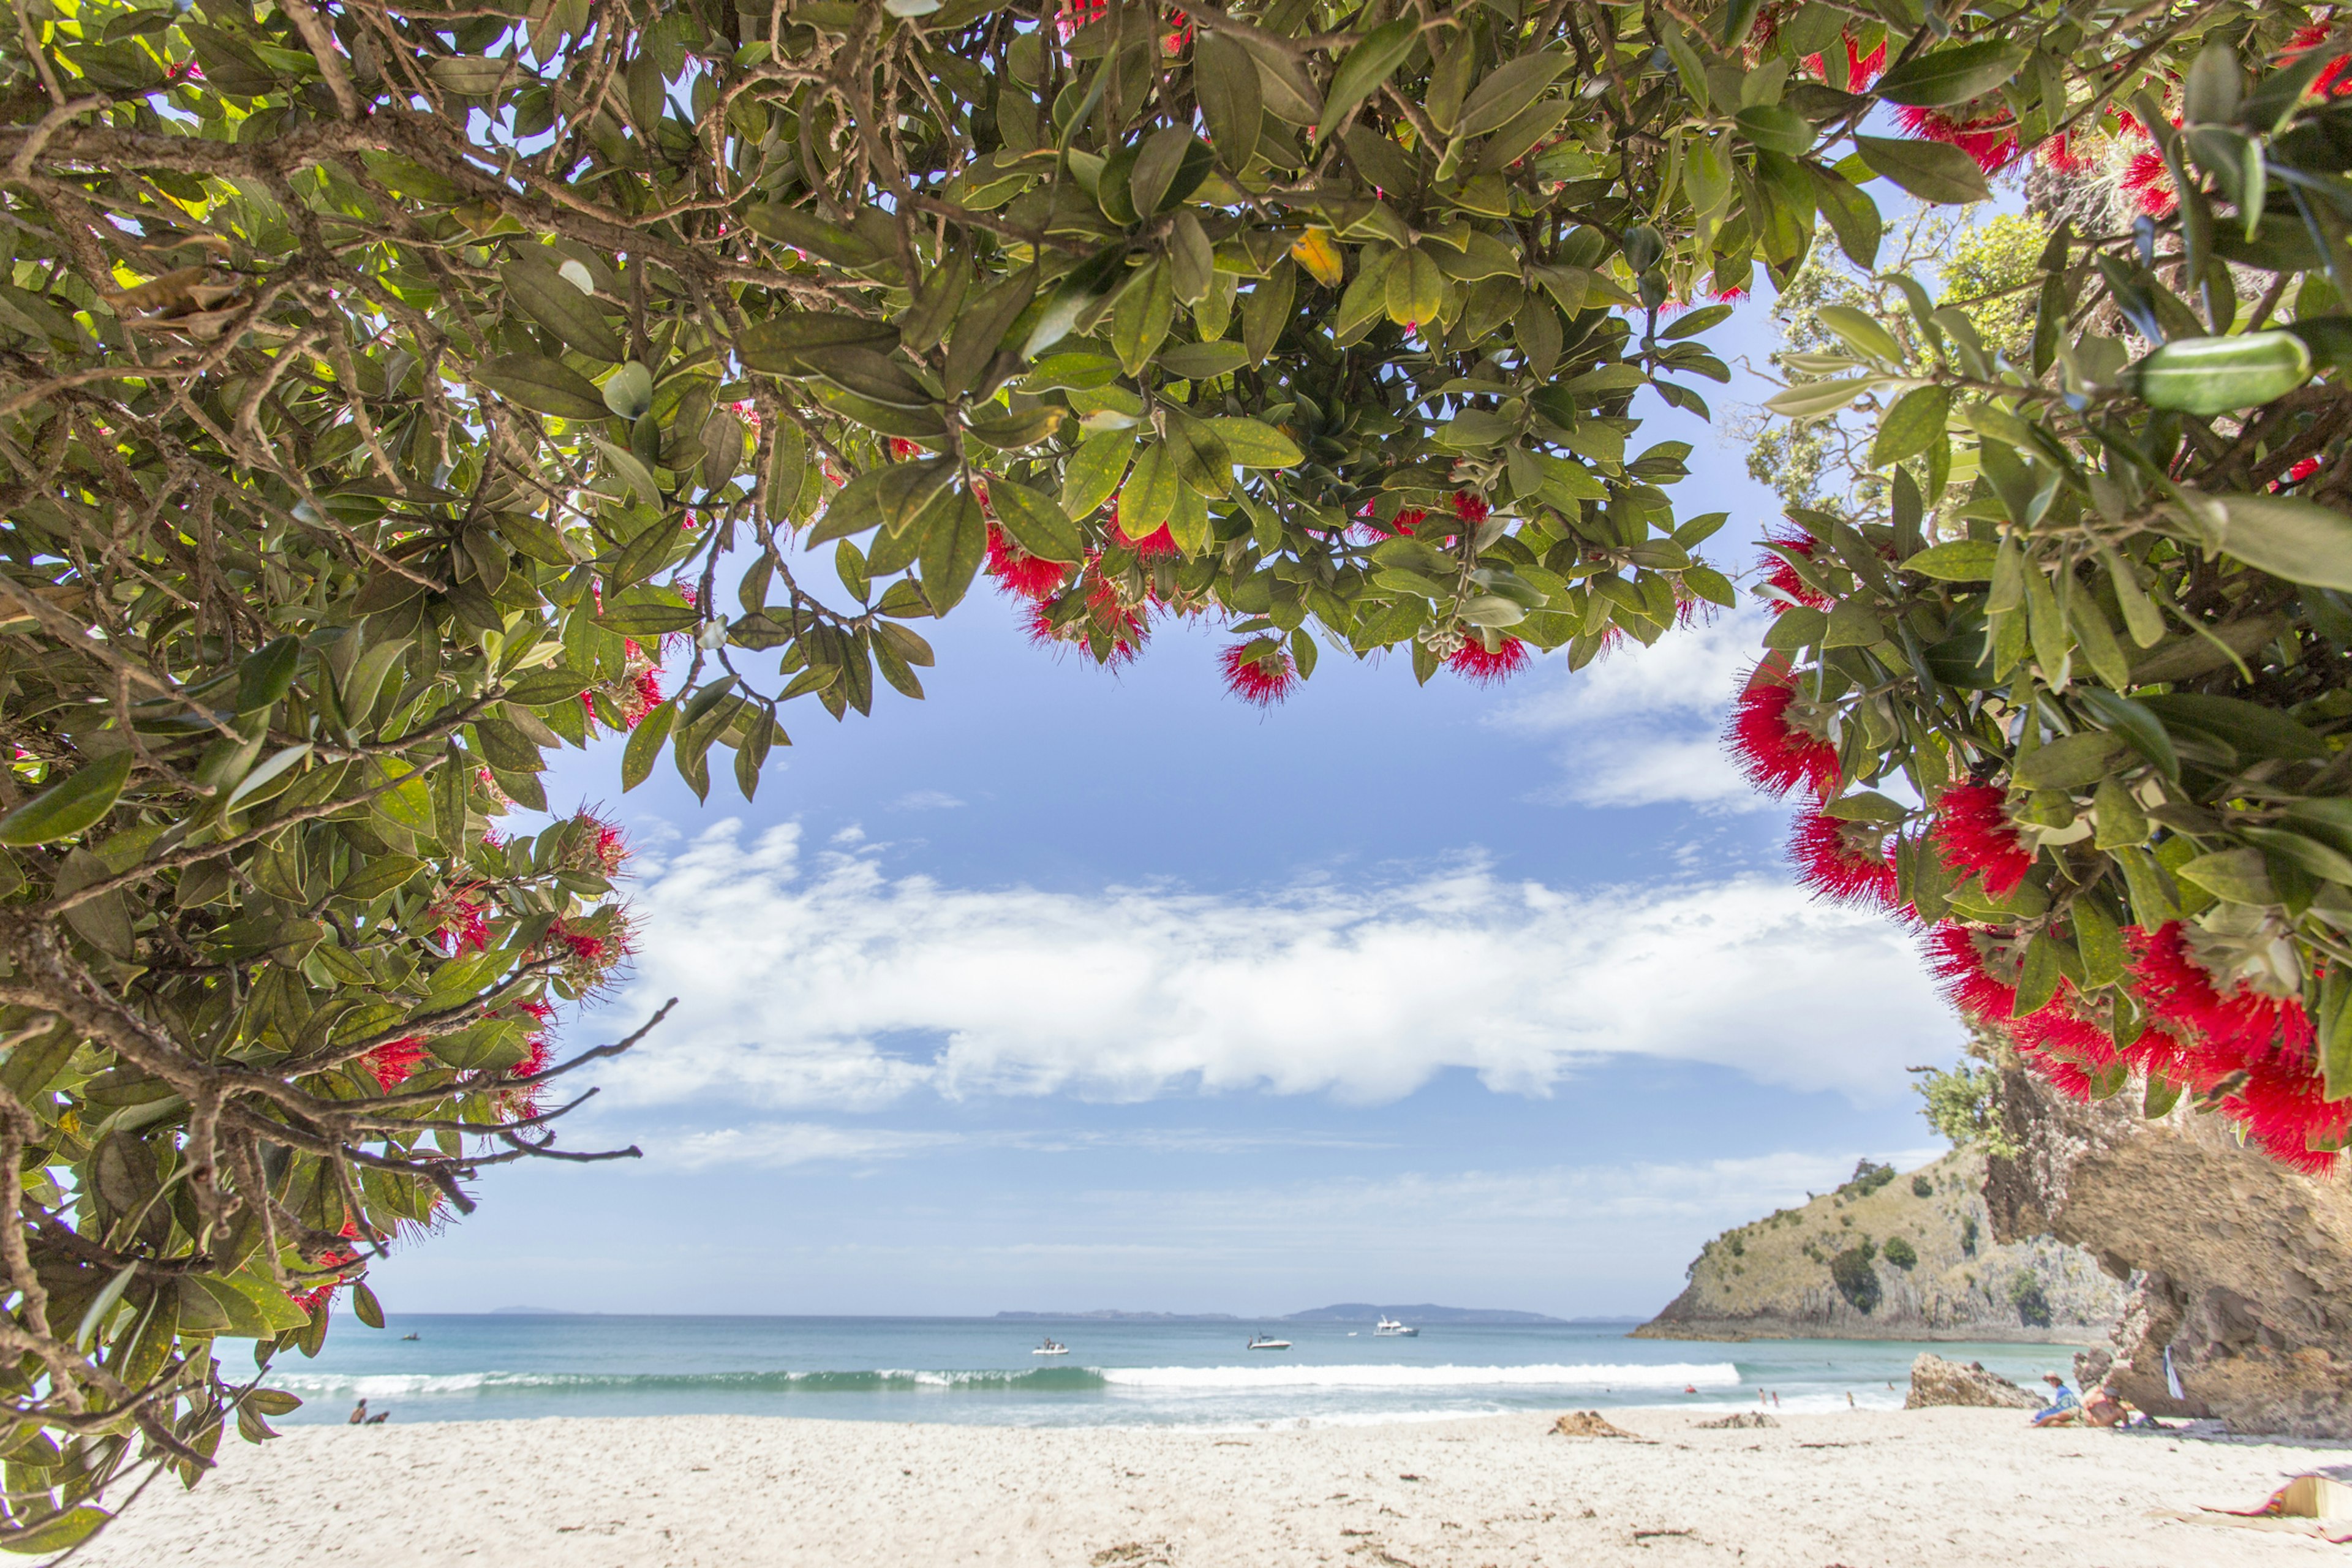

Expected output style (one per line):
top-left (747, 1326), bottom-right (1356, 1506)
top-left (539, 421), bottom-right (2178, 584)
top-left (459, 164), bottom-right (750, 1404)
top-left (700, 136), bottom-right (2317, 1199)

top-left (76, 1406), bottom-right (2348, 1566)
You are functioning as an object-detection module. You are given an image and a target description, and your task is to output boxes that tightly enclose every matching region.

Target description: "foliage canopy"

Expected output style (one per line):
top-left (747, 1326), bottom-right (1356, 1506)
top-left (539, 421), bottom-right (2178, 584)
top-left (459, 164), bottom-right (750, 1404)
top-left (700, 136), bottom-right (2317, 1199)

top-left (3, 0), bottom-right (2352, 1547)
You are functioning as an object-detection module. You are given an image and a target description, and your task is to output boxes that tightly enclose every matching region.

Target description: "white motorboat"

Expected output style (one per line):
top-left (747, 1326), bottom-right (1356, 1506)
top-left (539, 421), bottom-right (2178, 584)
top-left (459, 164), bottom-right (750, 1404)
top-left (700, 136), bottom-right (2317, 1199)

top-left (1373, 1317), bottom-right (1418, 1337)
top-left (1031, 1339), bottom-right (1069, 1356)
top-left (1246, 1333), bottom-right (1291, 1351)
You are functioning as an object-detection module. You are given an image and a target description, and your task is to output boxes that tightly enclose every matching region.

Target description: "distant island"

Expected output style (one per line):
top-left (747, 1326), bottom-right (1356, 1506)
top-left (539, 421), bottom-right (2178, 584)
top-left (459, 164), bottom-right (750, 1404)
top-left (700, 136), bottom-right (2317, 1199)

top-left (491, 1305), bottom-right (582, 1315)
top-left (995, 1305), bottom-right (1595, 1324)
top-left (1283, 1303), bottom-right (1573, 1324)
top-left (995, 1310), bottom-right (1242, 1321)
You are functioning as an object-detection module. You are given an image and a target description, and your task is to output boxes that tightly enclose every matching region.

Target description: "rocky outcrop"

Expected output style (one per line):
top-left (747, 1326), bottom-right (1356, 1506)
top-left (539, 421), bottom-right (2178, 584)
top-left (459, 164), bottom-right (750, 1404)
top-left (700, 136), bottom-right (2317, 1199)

top-left (1635, 1150), bottom-right (2127, 1343)
top-left (1985, 1066), bottom-right (2352, 1436)
top-left (1905, 1352), bottom-right (2040, 1409)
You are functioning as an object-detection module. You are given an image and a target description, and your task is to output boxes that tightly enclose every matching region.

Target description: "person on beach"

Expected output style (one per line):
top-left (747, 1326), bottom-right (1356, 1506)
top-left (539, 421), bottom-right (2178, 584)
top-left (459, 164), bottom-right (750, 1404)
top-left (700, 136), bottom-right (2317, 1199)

top-left (2081, 1384), bottom-right (2127, 1428)
top-left (2030, 1373), bottom-right (2082, 1427)
top-left (348, 1400), bottom-right (367, 1425)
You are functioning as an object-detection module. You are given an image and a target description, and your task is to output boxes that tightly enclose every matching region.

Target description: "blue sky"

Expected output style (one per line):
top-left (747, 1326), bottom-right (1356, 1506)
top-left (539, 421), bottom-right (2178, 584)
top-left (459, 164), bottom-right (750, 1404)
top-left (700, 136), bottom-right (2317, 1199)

top-left (369, 299), bottom-right (1964, 1319)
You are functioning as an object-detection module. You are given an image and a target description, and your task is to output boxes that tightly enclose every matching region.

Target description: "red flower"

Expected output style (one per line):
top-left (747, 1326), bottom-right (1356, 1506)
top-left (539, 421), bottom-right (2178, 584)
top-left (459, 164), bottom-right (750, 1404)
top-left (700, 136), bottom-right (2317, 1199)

top-left (1789, 810), bottom-right (1898, 910)
top-left (985, 523), bottom-right (1071, 601)
top-left (1893, 103), bottom-right (2018, 175)
top-left (1924, 921), bottom-right (2020, 1021)
top-left (888, 437), bottom-right (924, 459)
top-left (2275, 455), bottom-right (2325, 492)
top-left (1803, 33), bottom-right (1885, 91)
top-left (2035, 134), bottom-right (2094, 175)
top-left (1219, 641), bottom-right (1297, 707)
top-left (1931, 783), bottom-right (2035, 897)
top-left (2287, 23), bottom-right (2352, 99)
top-left (1452, 490), bottom-right (1490, 525)
top-left (2125, 922), bottom-right (2340, 1172)
top-left (1110, 516), bottom-right (1181, 560)
top-left (1757, 527), bottom-right (1831, 613)
top-left (438, 891), bottom-right (490, 955)
top-left (1447, 636), bottom-right (1528, 686)
top-left (1727, 661), bottom-right (1839, 799)
top-left (2120, 146), bottom-right (2176, 217)
top-left (364, 1036), bottom-right (429, 1091)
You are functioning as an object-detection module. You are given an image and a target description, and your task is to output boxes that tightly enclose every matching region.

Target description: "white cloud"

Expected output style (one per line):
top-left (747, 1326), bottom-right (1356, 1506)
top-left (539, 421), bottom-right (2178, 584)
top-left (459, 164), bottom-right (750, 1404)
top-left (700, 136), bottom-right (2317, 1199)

top-left (666, 1123), bottom-right (959, 1169)
top-left (592, 820), bottom-right (1952, 1114)
top-left (1493, 611), bottom-right (1773, 811)
top-left (894, 790), bottom-right (966, 811)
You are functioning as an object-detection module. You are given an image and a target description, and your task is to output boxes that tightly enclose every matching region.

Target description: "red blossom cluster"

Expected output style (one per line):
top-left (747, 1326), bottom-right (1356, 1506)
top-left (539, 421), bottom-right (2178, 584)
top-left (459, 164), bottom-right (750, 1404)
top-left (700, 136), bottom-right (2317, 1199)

top-left (1218, 640), bottom-right (1297, 706)
top-left (1727, 658), bottom-right (1839, 799)
top-left (984, 522), bottom-right (1072, 600)
top-left (1789, 810), bottom-right (1899, 910)
top-left (1926, 919), bottom-right (2347, 1174)
top-left (1447, 636), bottom-right (1529, 686)
top-left (437, 889), bottom-right (490, 954)
top-left (364, 1036), bottom-right (429, 1091)
top-left (1893, 104), bottom-right (2020, 175)
top-left (1931, 783), bottom-right (2037, 897)
top-left (1452, 490), bottom-right (1491, 526)
top-left (1755, 527), bottom-right (1831, 614)
top-left (1799, 33), bottom-right (1886, 91)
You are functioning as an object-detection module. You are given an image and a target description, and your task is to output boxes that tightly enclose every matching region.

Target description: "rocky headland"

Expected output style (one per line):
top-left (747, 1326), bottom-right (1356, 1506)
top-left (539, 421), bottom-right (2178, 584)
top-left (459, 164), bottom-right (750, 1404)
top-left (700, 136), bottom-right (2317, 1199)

top-left (1635, 1150), bottom-right (2125, 1344)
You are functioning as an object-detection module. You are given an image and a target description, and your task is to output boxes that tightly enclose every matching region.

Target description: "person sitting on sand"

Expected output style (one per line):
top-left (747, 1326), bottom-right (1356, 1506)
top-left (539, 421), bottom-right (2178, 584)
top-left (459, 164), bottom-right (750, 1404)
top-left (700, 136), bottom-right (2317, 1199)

top-left (348, 1400), bottom-right (367, 1425)
top-left (2030, 1373), bottom-right (2082, 1427)
top-left (2079, 1384), bottom-right (2125, 1428)
top-left (364, 1409), bottom-right (390, 1424)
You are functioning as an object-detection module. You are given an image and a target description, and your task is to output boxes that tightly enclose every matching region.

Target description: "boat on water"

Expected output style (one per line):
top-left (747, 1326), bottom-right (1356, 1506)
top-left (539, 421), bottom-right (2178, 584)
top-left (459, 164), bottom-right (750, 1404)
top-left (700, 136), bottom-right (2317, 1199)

top-left (1246, 1333), bottom-right (1291, 1351)
top-left (1372, 1317), bottom-right (1418, 1337)
top-left (1031, 1339), bottom-right (1069, 1356)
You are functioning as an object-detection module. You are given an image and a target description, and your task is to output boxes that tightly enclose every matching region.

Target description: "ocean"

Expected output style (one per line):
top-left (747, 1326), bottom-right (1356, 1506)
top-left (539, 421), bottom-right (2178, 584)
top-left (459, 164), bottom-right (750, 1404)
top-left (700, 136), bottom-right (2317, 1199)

top-left (267, 1315), bottom-right (2082, 1428)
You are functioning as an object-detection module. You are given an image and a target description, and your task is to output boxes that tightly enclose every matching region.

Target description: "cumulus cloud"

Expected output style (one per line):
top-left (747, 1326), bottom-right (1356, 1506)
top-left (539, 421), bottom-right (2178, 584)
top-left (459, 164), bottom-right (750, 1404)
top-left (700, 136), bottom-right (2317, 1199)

top-left (592, 820), bottom-right (1951, 1113)
top-left (1493, 611), bottom-right (1771, 811)
top-left (893, 790), bottom-right (966, 811)
top-left (666, 1123), bottom-right (960, 1169)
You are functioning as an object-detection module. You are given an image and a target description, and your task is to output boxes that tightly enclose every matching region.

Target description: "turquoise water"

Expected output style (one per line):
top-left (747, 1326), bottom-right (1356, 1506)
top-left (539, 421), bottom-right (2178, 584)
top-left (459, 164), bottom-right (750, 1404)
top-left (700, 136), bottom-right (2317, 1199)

top-left (268, 1316), bottom-right (2084, 1428)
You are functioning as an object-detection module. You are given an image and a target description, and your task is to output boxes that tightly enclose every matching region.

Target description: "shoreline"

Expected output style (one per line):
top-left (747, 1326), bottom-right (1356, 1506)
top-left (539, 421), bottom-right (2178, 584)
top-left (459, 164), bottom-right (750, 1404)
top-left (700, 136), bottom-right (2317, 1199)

top-left (78, 1405), bottom-right (2348, 1566)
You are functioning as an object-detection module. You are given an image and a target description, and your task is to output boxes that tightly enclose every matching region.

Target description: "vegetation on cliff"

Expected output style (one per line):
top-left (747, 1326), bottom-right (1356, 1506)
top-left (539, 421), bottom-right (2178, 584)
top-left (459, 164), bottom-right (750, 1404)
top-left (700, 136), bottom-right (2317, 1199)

top-left (1638, 1151), bottom-right (2126, 1341)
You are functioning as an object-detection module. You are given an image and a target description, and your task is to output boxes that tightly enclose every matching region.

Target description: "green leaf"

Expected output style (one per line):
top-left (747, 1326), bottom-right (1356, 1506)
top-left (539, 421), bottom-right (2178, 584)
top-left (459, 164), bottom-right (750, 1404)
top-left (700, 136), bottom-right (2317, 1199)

top-left (2126, 331), bottom-right (2312, 417)
top-left (1195, 34), bottom-right (1264, 169)
top-left (0, 751), bottom-right (131, 845)
top-left (1899, 538), bottom-right (1996, 581)
top-left (601, 360), bottom-right (654, 420)
top-left (1872, 385), bottom-right (1951, 467)
top-left (501, 252), bottom-right (624, 363)
top-left (1317, 20), bottom-right (1419, 143)
top-left (987, 479), bottom-right (1085, 564)
top-left (0, 1505), bottom-right (110, 1554)
top-left (2175, 847), bottom-right (2277, 907)
top-left (1061, 428), bottom-right (1136, 518)
top-left (1205, 417), bottom-right (1303, 469)
top-left (1763, 376), bottom-right (1879, 417)
top-left (478, 355), bottom-right (609, 421)
top-left (2210, 492), bottom-right (2352, 592)
top-left (737, 312), bottom-right (902, 373)
top-left (1458, 48), bottom-right (1571, 139)
top-left (620, 700), bottom-right (675, 791)
top-left (352, 1280), bottom-right (386, 1330)
top-left (1158, 341), bottom-right (1250, 380)
top-left (1872, 41), bottom-right (2028, 108)
top-left (1853, 135), bottom-right (1992, 205)
top-left (1120, 443), bottom-right (1178, 537)
top-left (2011, 732), bottom-right (2127, 790)
top-left (1734, 103), bottom-right (1814, 157)
top-left (919, 494), bottom-right (987, 613)
top-left (1817, 306), bottom-right (1902, 363)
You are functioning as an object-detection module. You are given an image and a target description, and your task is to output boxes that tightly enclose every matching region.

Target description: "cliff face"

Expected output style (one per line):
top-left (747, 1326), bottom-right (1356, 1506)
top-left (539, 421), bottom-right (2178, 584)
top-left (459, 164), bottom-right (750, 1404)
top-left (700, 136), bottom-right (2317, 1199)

top-left (1985, 1066), bottom-right (2352, 1437)
top-left (1635, 1150), bottom-right (2126, 1343)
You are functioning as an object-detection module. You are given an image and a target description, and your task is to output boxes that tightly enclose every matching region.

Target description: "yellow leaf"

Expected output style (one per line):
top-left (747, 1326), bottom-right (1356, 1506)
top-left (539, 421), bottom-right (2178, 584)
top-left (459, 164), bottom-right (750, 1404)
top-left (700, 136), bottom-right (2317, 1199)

top-left (1290, 228), bottom-right (1344, 288)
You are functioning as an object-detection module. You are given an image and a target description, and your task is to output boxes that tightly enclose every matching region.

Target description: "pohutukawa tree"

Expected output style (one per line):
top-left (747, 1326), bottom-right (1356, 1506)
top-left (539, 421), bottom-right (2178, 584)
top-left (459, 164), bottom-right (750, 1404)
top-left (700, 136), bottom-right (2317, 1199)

top-left (1, 0), bottom-right (2349, 1545)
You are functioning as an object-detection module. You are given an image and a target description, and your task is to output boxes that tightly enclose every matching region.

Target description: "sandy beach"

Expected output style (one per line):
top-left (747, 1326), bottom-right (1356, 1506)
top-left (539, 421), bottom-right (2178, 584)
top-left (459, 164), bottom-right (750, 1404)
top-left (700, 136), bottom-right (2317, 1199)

top-left (75, 1405), bottom-right (2349, 1566)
